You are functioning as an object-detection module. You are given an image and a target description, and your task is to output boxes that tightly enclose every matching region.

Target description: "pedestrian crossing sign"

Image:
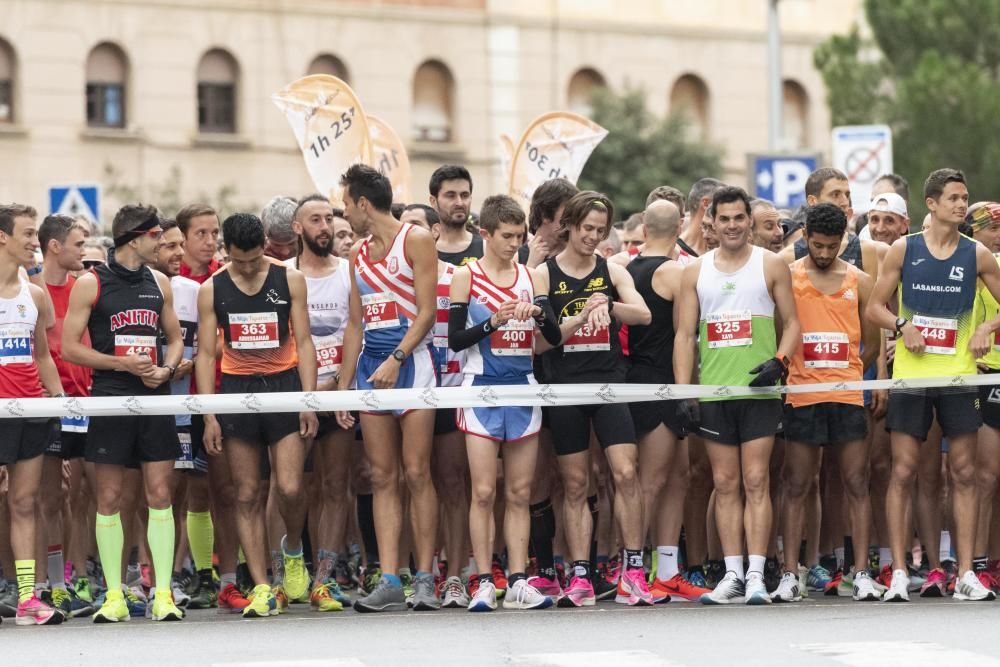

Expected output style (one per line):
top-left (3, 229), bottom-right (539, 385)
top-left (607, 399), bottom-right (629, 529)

top-left (48, 184), bottom-right (100, 224)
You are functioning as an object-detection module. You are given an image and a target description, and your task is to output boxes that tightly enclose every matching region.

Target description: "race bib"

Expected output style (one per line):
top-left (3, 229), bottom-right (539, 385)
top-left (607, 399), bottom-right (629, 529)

top-left (564, 321), bottom-right (610, 352)
top-left (174, 431), bottom-right (194, 470)
top-left (912, 314), bottom-right (957, 355)
top-left (490, 320), bottom-right (533, 356)
top-left (0, 325), bottom-right (32, 364)
top-left (705, 310), bottom-right (752, 348)
top-left (114, 334), bottom-right (158, 364)
top-left (802, 332), bottom-right (850, 368)
top-left (361, 292), bottom-right (400, 330)
top-left (60, 414), bottom-right (89, 433)
top-left (228, 312), bottom-right (279, 349)
top-left (314, 334), bottom-right (344, 374)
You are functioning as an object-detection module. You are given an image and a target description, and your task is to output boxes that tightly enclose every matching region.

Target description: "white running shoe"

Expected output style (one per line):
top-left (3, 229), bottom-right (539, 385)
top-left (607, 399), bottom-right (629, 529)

top-left (502, 579), bottom-right (553, 610)
top-left (171, 582), bottom-right (191, 608)
top-left (954, 570), bottom-right (997, 601)
top-left (467, 581), bottom-right (497, 612)
top-left (441, 576), bottom-right (470, 609)
top-left (771, 571), bottom-right (802, 602)
top-left (797, 565), bottom-right (810, 599)
top-left (700, 571), bottom-right (745, 605)
top-left (852, 571), bottom-right (880, 601)
top-left (883, 569), bottom-right (909, 602)
top-left (745, 572), bottom-right (771, 605)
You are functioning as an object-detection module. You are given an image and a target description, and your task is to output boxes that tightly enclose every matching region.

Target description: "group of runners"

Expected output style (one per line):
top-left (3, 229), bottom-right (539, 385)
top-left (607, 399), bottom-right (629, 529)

top-left (0, 161), bottom-right (998, 627)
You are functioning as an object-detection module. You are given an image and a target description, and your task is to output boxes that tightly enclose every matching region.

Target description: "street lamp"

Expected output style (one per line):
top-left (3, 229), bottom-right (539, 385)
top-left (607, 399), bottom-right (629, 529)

top-left (768, 0), bottom-right (783, 151)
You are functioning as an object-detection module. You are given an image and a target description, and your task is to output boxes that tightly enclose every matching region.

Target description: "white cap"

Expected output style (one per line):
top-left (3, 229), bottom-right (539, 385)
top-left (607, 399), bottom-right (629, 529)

top-left (869, 192), bottom-right (908, 219)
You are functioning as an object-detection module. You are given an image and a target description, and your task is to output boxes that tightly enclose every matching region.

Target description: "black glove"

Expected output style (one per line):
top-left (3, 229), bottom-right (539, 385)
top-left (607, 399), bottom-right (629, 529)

top-left (677, 398), bottom-right (700, 432)
top-left (748, 356), bottom-right (789, 387)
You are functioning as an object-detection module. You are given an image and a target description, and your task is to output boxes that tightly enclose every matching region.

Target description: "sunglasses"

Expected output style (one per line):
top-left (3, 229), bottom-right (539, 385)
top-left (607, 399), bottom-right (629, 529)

top-left (82, 259), bottom-right (104, 269)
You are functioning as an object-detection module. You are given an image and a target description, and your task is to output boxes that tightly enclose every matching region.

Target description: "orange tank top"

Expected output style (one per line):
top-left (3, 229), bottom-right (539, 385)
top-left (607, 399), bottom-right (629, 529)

top-left (787, 261), bottom-right (863, 408)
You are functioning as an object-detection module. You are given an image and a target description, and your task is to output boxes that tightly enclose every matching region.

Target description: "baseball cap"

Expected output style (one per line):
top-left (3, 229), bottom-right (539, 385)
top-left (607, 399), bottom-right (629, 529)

top-left (869, 192), bottom-right (908, 219)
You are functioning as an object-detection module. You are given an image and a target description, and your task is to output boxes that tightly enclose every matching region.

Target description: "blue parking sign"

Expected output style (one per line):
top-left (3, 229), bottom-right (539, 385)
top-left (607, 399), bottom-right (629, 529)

top-left (748, 154), bottom-right (820, 209)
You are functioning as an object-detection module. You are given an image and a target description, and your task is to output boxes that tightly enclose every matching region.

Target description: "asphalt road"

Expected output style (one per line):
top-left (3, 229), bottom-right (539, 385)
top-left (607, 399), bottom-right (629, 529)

top-left (5, 596), bottom-right (1000, 667)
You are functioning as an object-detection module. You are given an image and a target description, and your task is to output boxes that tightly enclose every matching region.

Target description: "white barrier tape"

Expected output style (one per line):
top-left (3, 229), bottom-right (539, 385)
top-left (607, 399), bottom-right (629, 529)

top-left (3, 372), bottom-right (999, 419)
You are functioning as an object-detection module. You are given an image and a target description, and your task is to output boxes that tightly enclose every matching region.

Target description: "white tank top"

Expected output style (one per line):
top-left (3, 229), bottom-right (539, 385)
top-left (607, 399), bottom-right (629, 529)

top-left (284, 256), bottom-right (351, 381)
top-left (696, 245), bottom-right (773, 319)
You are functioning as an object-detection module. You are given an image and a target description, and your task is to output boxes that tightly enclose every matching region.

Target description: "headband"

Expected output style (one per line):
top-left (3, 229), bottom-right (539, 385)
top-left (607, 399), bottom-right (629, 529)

top-left (113, 213), bottom-right (160, 247)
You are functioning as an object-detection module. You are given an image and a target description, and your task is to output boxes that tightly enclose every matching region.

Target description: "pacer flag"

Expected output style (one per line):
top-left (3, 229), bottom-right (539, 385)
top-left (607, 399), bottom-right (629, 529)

top-left (507, 111), bottom-right (608, 211)
top-left (272, 75), bottom-right (373, 204)
top-left (368, 115), bottom-right (412, 204)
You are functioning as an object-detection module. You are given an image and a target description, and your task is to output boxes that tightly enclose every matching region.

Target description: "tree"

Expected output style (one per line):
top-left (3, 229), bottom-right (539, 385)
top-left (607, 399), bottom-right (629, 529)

top-left (578, 87), bottom-right (723, 217)
top-left (814, 0), bottom-right (1000, 219)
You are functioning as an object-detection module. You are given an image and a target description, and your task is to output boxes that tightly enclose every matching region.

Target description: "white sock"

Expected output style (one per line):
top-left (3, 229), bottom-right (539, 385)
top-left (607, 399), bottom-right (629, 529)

top-left (747, 554), bottom-right (766, 577)
top-left (834, 547), bottom-right (845, 570)
top-left (47, 544), bottom-right (67, 591)
top-left (724, 555), bottom-right (745, 581)
top-left (220, 573), bottom-right (236, 588)
top-left (940, 531), bottom-right (953, 563)
top-left (879, 548), bottom-right (892, 569)
top-left (656, 546), bottom-right (679, 580)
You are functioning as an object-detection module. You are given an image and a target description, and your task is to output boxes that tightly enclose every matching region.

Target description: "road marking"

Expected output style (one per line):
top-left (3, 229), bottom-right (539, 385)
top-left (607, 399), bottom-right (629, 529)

top-left (212, 661), bottom-right (365, 667)
top-left (795, 641), bottom-right (1000, 666)
top-left (511, 650), bottom-right (682, 666)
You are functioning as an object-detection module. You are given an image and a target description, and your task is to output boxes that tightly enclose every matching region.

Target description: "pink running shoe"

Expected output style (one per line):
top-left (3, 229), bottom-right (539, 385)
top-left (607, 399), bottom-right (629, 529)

top-left (16, 595), bottom-right (64, 626)
top-left (920, 568), bottom-right (946, 598)
top-left (526, 575), bottom-right (562, 598)
top-left (616, 568), bottom-right (654, 606)
top-left (557, 576), bottom-right (595, 608)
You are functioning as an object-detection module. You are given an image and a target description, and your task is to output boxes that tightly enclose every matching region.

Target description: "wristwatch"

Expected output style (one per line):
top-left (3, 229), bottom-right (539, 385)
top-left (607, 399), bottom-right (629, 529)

top-left (166, 365), bottom-right (178, 380)
top-left (777, 354), bottom-right (790, 368)
top-left (391, 349), bottom-right (406, 363)
top-left (894, 316), bottom-right (908, 332)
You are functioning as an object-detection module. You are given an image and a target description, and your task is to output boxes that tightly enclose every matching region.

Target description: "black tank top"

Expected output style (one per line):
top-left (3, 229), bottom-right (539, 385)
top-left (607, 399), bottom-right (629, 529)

top-left (542, 256), bottom-right (625, 383)
top-left (438, 234), bottom-right (484, 267)
top-left (88, 258), bottom-right (167, 395)
top-left (794, 234), bottom-right (863, 270)
top-left (626, 255), bottom-right (674, 379)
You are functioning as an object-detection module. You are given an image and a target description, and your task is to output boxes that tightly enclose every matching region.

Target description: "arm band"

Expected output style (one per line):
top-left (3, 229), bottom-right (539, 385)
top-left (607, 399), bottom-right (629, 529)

top-left (532, 295), bottom-right (563, 346)
top-left (448, 302), bottom-right (494, 352)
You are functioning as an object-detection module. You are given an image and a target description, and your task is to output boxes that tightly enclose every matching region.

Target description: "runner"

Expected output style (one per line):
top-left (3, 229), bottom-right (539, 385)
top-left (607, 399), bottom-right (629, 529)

top-left (62, 203), bottom-right (185, 622)
top-left (334, 165), bottom-right (440, 613)
top-left (195, 212), bottom-right (318, 618)
top-left (860, 174), bottom-right (910, 242)
top-left (674, 186), bottom-right (801, 605)
top-left (750, 199), bottom-right (784, 253)
top-left (674, 178), bottom-right (723, 262)
top-left (0, 204), bottom-right (67, 626)
top-left (771, 203), bottom-right (881, 603)
top-left (430, 165), bottom-right (479, 266)
top-left (524, 178), bottom-right (579, 269)
top-left (261, 195), bottom-right (299, 261)
top-left (332, 208), bottom-right (356, 259)
top-left (537, 191), bottom-right (653, 607)
top-left (287, 194), bottom-right (354, 612)
top-left (448, 194), bottom-right (561, 611)
top-left (866, 168), bottom-right (1000, 602)
top-left (626, 200), bottom-right (711, 603)
top-left (620, 213), bottom-right (645, 257)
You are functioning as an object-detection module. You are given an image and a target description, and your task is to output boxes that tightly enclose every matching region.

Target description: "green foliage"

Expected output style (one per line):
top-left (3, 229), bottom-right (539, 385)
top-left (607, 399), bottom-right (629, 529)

top-left (815, 0), bottom-right (1000, 219)
top-left (578, 87), bottom-right (724, 217)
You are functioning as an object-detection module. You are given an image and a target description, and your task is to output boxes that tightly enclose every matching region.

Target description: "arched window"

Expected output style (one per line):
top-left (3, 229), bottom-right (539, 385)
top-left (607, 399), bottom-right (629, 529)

top-left (0, 38), bottom-right (15, 123)
top-left (307, 54), bottom-right (349, 83)
top-left (86, 42), bottom-right (128, 128)
top-left (670, 74), bottom-right (710, 141)
top-left (567, 67), bottom-right (606, 117)
top-left (412, 60), bottom-right (454, 142)
top-left (782, 79), bottom-right (810, 150)
top-left (197, 49), bottom-right (239, 133)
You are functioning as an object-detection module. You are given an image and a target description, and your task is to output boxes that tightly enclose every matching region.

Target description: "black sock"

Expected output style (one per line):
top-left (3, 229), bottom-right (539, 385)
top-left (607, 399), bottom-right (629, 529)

top-left (799, 540), bottom-right (807, 566)
top-left (357, 493), bottom-right (379, 563)
top-left (844, 536), bottom-right (855, 572)
top-left (572, 560), bottom-right (592, 581)
top-left (587, 494), bottom-right (599, 570)
top-left (508, 572), bottom-right (527, 587)
top-left (530, 499), bottom-right (556, 576)
top-left (477, 572), bottom-right (494, 585)
top-left (198, 568), bottom-right (213, 588)
top-left (624, 548), bottom-right (643, 571)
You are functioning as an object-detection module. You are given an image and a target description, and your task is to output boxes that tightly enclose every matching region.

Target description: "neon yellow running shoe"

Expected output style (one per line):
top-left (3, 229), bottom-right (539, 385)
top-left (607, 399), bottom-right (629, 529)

top-left (272, 585), bottom-right (289, 613)
top-left (93, 590), bottom-right (130, 623)
top-left (243, 584), bottom-right (278, 618)
top-left (151, 590), bottom-right (184, 621)
top-left (283, 546), bottom-right (309, 602)
top-left (309, 583), bottom-right (344, 612)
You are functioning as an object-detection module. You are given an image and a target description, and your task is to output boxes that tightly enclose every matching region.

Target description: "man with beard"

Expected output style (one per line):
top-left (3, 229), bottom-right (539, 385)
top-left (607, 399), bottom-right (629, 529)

top-left (750, 199), bottom-right (784, 253)
top-left (431, 165), bottom-right (479, 266)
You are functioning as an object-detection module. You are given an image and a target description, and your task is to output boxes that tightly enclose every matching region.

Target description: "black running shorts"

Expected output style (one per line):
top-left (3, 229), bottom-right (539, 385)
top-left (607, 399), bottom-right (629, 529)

top-left (887, 388), bottom-right (981, 441)
top-left (217, 368), bottom-right (302, 447)
top-left (697, 398), bottom-right (783, 446)
top-left (86, 412), bottom-right (181, 466)
top-left (548, 402), bottom-right (636, 456)
top-left (0, 418), bottom-right (56, 465)
top-left (979, 370), bottom-right (1000, 430)
top-left (783, 402), bottom-right (868, 446)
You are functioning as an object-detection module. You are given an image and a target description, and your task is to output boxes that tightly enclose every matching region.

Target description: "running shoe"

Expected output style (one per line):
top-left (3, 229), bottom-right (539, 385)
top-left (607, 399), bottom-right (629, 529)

top-left (16, 595), bottom-right (64, 626)
top-left (955, 570), bottom-right (997, 601)
top-left (877, 564), bottom-right (893, 588)
top-left (745, 572), bottom-right (771, 605)
top-left (492, 558), bottom-right (508, 599)
top-left (468, 580), bottom-right (497, 612)
top-left (354, 577), bottom-right (406, 613)
top-left (73, 576), bottom-right (93, 603)
top-left (282, 545), bottom-right (309, 603)
top-left (836, 570), bottom-right (854, 597)
top-left (763, 558), bottom-right (781, 593)
top-left (557, 576), bottom-right (595, 607)
top-left (700, 571), bottom-right (745, 605)
top-left (467, 576), bottom-right (480, 599)
top-left (920, 567), bottom-right (947, 597)
top-left (907, 565), bottom-right (927, 592)
top-left (336, 558), bottom-right (355, 591)
top-left (64, 589), bottom-right (95, 618)
top-left (441, 576), bottom-right (469, 608)
top-left (615, 568), bottom-right (654, 606)
top-left (187, 582), bottom-right (218, 609)
top-left (46, 587), bottom-right (71, 617)
top-left (806, 564), bottom-right (832, 592)
top-left (243, 584), bottom-right (278, 618)
top-left (593, 576), bottom-right (618, 601)
top-left (883, 569), bottom-right (910, 602)
top-left (272, 585), bottom-right (289, 613)
top-left (325, 580), bottom-right (352, 607)
top-left (362, 567), bottom-right (382, 595)
top-left (400, 570), bottom-right (415, 605)
top-left (527, 574), bottom-right (562, 598)
top-left (555, 562), bottom-right (568, 588)
top-left (124, 587), bottom-right (146, 617)
top-left (411, 572), bottom-right (441, 611)
top-left (171, 582), bottom-right (191, 608)
top-left (218, 583), bottom-right (250, 613)
top-left (852, 570), bottom-right (880, 601)
top-left (309, 582), bottom-right (344, 612)
top-left (92, 590), bottom-right (130, 623)
top-left (653, 573), bottom-right (711, 602)
top-left (0, 581), bottom-right (15, 618)
top-left (977, 570), bottom-right (1000, 595)
top-left (704, 560), bottom-right (725, 588)
top-left (685, 567), bottom-right (709, 589)
top-left (502, 579), bottom-right (552, 610)
top-left (771, 571), bottom-right (801, 602)
top-left (797, 565), bottom-right (810, 599)
top-left (605, 556), bottom-right (620, 584)
top-left (151, 590), bottom-right (184, 621)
